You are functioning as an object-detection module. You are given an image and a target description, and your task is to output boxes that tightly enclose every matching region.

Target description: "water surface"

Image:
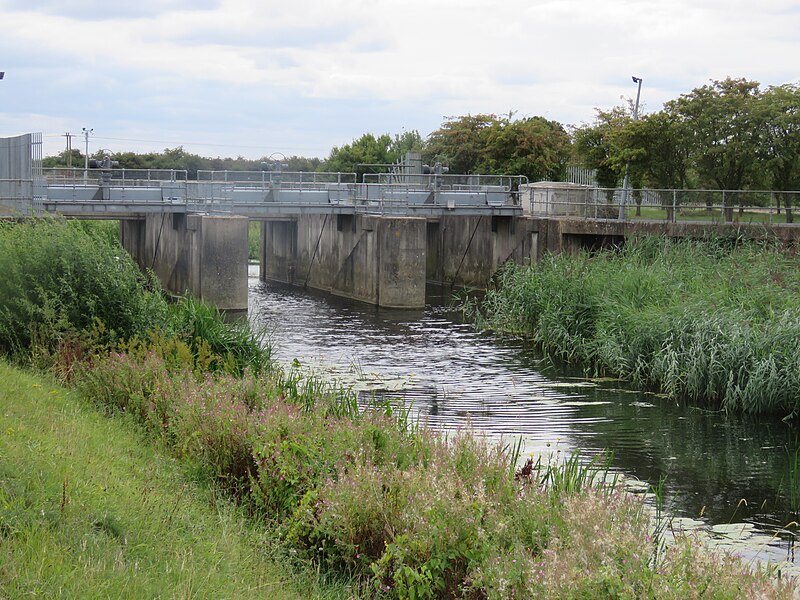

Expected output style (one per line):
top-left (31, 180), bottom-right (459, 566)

top-left (248, 267), bottom-right (800, 569)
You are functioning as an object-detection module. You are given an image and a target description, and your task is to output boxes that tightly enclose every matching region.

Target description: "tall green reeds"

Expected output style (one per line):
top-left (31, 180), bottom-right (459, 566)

top-left (472, 236), bottom-right (800, 416)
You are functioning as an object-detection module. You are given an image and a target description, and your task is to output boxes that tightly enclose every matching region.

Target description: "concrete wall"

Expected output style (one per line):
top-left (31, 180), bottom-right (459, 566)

top-left (523, 216), bottom-right (800, 258)
top-left (260, 214), bottom-right (425, 308)
top-left (427, 215), bottom-right (538, 288)
top-left (121, 214), bottom-right (248, 311)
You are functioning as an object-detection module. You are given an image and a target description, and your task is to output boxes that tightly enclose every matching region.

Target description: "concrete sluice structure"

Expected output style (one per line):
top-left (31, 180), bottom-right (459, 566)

top-left (6, 135), bottom-right (800, 313)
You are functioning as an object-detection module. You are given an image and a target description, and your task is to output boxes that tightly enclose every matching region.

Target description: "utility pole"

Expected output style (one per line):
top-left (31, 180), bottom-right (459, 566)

top-left (63, 132), bottom-right (73, 169)
top-left (82, 127), bottom-right (93, 181)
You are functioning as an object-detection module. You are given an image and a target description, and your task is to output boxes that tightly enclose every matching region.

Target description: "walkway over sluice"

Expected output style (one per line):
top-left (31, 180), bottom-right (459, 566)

top-left (18, 168), bottom-right (527, 219)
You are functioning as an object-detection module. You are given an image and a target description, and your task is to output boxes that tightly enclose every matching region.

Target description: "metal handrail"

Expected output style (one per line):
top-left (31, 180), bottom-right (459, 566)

top-left (524, 185), bottom-right (800, 224)
top-left (362, 172), bottom-right (528, 190)
top-left (44, 168), bottom-right (189, 186)
top-left (196, 170), bottom-right (357, 185)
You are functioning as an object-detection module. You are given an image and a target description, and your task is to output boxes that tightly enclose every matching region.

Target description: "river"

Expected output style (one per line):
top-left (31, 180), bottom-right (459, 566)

top-left (247, 265), bottom-right (800, 570)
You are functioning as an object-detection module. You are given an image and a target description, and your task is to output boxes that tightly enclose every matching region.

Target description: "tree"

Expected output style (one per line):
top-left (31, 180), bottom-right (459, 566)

top-left (43, 149), bottom-right (83, 169)
top-left (617, 112), bottom-right (693, 218)
top-left (321, 131), bottom-right (422, 179)
top-left (667, 77), bottom-right (761, 219)
top-left (757, 84), bottom-right (800, 222)
top-left (424, 114), bottom-right (571, 180)
top-left (481, 116), bottom-right (571, 182)
top-left (573, 106), bottom-right (629, 198)
top-left (423, 114), bottom-right (497, 174)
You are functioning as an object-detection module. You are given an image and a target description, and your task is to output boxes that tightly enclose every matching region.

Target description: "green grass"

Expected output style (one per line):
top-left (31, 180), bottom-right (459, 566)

top-left (249, 220), bottom-right (260, 261)
top-left (627, 205), bottom-right (795, 224)
top-left (0, 361), bottom-right (352, 599)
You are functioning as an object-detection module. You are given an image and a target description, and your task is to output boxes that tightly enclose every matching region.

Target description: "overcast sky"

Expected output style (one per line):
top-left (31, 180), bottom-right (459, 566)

top-left (1, 0), bottom-right (798, 160)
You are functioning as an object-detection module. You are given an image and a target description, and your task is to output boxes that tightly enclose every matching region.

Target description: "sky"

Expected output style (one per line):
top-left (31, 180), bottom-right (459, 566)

top-left (1, 0), bottom-right (799, 161)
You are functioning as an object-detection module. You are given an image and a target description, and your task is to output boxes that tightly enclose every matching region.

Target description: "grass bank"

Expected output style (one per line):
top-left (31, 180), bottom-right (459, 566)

top-left (0, 361), bottom-right (348, 599)
top-left (470, 236), bottom-right (800, 417)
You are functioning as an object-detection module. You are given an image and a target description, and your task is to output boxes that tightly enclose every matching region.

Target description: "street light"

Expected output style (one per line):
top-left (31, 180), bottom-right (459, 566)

top-left (619, 76), bottom-right (644, 221)
top-left (82, 127), bottom-right (93, 181)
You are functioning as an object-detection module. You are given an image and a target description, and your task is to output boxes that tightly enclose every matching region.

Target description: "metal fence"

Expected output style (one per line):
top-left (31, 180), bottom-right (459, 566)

top-left (196, 170), bottom-right (357, 186)
top-left (44, 168), bottom-right (189, 187)
top-left (524, 185), bottom-right (800, 225)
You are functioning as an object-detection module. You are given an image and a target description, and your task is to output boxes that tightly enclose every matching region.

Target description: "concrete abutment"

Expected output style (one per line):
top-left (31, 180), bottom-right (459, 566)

top-left (120, 214), bottom-right (248, 312)
top-left (259, 214), bottom-right (426, 309)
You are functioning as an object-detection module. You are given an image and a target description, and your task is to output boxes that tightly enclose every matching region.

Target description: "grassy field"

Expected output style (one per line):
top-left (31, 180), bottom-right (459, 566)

top-left (0, 362), bottom-right (350, 599)
top-left (626, 205), bottom-right (795, 224)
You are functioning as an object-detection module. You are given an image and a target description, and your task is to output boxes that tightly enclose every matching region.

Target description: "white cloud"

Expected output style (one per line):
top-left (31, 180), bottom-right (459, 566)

top-left (1, 0), bottom-right (798, 159)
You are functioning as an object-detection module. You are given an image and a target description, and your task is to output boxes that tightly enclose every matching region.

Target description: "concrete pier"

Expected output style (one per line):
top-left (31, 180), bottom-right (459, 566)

top-left (260, 214), bottom-right (426, 308)
top-left (426, 215), bottom-right (537, 288)
top-left (121, 214), bottom-right (248, 312)
top-left (118, 212), bottom-right (800, 313)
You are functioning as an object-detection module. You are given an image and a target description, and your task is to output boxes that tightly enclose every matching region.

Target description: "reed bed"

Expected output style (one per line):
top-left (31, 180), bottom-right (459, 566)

top-left (471, 235), bottom-right (800, 416)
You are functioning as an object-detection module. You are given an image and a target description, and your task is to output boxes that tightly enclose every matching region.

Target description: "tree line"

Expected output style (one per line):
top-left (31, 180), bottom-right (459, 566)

top-left (43, 76), bottom-right (800, 216)
top-left (575, 77), bottom-right (800, 220)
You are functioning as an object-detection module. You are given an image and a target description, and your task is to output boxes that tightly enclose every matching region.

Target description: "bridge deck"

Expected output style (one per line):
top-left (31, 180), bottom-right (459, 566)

top-left (8, 169), bottom-right (527, 219)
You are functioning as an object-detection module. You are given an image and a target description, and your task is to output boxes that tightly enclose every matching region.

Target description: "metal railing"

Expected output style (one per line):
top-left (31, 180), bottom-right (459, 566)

top-left (44, 168), bottom-right (189, 187)
top-left (196, 170), bottom-right (357, 186)
top-left (362, 172), bottom-right (527, 190)
top-left (524, 185), bottom-right (800, 225)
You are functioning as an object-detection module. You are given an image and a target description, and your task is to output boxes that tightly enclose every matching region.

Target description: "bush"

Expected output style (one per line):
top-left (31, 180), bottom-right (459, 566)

top-left (0, 218), bottom-right (168, 356)
top-left (69, 348), bottom-right (795, 598)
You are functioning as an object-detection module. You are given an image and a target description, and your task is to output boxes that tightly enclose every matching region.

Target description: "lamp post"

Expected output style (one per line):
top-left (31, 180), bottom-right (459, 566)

top-left (82, 127), bottom-right (93, 182)
top-left (619, 76), bottom-right (643, 221)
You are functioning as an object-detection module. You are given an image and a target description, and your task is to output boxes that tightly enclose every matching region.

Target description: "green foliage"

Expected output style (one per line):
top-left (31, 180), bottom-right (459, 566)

top-left (321, 131), bottom-right (423, 179)
top-left (44, 146), bottom-right (323, 178)
top-left (424, 113), bottom-right (571, 180)
top-left (62, 345), bottom-right (795, 598)
top-left (168, 296), bottom-right (271, 376)
top-left (572, 105), bottom-right (628, 189)
top-left (424, 114), bottom-right (497, 175)
top-left (756, 83), bottom-right (800, 222)
top-left (0, 218), bottom-right (271, 379)
top-left (473, 236), bottom-right (800, 416)
top-left (667, 77), bottom-right (762, 191)
top-left (0, 218), bottom-right (168, 356)
top-left (0, 361), bottom-right (332, 600)
top-left (248, 220), bottom-right (260, 261)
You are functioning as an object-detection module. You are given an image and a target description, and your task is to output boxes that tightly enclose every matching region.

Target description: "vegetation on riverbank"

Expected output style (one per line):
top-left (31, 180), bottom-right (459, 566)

top-left (470, 236), bottom-right (800, 417)
top-left (0, 218), bottom-right (269, 375)
top-left (1, 219), bottom-right (796, 598)
top-left (0, 362), bottom-right (348, 599)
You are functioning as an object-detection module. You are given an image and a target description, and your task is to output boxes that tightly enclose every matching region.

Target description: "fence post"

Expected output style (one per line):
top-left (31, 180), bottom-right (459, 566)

top-left (769, 192), bottom-right (773, 225)
top-left (672, 190), bottom-right (677, 223)
top-left (721, 190), bottom-right (726, 223)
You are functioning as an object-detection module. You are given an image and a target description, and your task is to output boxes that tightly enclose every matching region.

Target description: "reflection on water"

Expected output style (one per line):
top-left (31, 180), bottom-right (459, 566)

top-left (248, 267), bottom-right (800, 567)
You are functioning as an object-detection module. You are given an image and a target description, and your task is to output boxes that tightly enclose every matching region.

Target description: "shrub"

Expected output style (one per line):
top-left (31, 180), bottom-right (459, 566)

top-left (0, 218), bottom-right (168, 356)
